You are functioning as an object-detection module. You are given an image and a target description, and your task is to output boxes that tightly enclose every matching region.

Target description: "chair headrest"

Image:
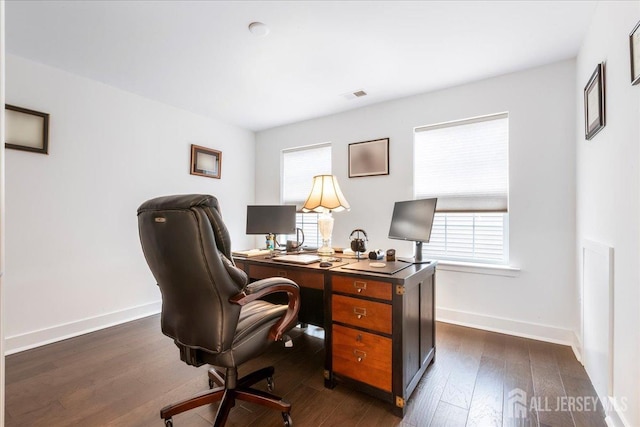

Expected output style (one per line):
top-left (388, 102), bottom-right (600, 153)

top-left (137, 194), bottom-right (232, 259)
top-left (137, 194), bottom-right (218, 213)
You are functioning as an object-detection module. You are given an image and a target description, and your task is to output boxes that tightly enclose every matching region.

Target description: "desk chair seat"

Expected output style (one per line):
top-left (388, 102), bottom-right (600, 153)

top-left (138, 195), bottom-right (300, 427)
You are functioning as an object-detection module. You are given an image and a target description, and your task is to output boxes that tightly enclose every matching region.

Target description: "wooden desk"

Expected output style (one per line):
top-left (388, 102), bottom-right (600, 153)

top-left (234, 256), bottom-right (436, 416)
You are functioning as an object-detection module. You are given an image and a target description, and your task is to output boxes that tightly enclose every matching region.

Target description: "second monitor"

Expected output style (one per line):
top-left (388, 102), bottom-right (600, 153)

top-left (388, 198), bottom-right (437, 264)
top-left (246, 205), bottom-right (296, 249)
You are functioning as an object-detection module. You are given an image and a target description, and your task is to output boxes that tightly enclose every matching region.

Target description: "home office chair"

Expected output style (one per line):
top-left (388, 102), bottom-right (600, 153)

top-left (137, 194), bottom-right (300, 427)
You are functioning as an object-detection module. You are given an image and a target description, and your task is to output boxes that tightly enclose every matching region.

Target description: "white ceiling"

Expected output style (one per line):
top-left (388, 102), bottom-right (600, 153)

top-left (6, 1), bottom-right (597, 132)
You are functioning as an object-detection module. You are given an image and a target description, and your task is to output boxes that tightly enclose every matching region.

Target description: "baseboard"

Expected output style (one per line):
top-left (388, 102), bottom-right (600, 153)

top-left (604, 396), bottom-right (631, 427)
top-left (4, 301), bottom-right (161, 355)
top-left (436, 307), bottom-right (577, 347)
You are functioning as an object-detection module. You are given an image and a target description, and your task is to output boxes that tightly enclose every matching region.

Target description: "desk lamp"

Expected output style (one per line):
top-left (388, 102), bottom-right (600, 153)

top-left (302, 175), bottom-right (350, 257)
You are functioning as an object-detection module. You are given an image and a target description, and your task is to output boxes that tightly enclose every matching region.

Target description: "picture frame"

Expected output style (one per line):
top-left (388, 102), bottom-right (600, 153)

top-left (348, 137), bottom-right (389, 178)
top-left (190, 144), bottom-right (222, 179)
top-left (5, 104), bottom-right (49, 154)
top-left (630, 20), bottom-right (640, 85)
top-left (584, 63), bottom-right (605, 141)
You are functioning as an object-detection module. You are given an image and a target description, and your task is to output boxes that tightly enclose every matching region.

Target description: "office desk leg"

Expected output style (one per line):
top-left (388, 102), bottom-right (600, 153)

top-left (323, 370), bottom-right (336, 389)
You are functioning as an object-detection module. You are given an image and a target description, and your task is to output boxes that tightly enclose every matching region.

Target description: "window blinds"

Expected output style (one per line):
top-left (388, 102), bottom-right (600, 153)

top-left (282, 143), bottom-right (331, 208)
top-left (414, 113), bottom-right (509, 212)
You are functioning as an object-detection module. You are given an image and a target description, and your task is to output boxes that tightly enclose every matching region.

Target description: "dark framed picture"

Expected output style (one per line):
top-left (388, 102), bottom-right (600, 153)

top-left (348, 138), bottom-right (389, 178)
top-left (584, 63), bottom-right (605, 141)
top-left (5, 104), bottom-right (49, 154)
top-left (190, 144), bottom-right (221, 179)
top-left (630, 20), bottom-right (640, 85)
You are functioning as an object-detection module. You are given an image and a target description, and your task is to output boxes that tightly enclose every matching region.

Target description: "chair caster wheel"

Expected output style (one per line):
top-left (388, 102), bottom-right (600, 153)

top-left (164, 418), bottom-right (173, 427)
top-left (209, 378), bottom-right (215, 389)
top-left (267, 376), bottom-right (275, 392)
top-left (282, 412), bottom-right (293, 427)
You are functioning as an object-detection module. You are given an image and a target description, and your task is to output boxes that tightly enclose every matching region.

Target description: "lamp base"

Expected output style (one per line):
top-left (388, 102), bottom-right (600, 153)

top-left (317, 245), bottom-right (335, 257)
top-left (317, 213), bottom-right (335, 257)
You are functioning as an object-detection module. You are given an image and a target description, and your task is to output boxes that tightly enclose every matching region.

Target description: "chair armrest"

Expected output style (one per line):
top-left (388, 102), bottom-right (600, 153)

top-left (230, 277), bottom-right (301, 342)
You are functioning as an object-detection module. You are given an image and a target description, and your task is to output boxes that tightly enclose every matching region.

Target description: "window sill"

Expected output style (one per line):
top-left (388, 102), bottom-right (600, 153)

top-left (435, 260), bottom-right (520, 277)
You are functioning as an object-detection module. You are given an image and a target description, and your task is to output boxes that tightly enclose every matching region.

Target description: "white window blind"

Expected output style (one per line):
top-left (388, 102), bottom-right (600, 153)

top-left (282, 143), bottom-right (331, 248)
top-left (423, 213), bottom-right (507, 262)
top-left (415, 113), bottom-right (508, 212)
top-left (414, 113), bottom-right (509, 264)
top-left (282, 143), bottom-right (332, 208)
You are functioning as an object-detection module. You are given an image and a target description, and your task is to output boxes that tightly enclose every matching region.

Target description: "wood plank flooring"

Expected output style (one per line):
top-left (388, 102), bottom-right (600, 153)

top-left (5, 316), bottom-right (606, 427)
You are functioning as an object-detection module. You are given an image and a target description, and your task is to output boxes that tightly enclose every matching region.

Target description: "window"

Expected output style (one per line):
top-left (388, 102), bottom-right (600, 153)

top-left (414, 113), bottom-right (509, 264)
top-left (281, 143), bottom-right (331, 248)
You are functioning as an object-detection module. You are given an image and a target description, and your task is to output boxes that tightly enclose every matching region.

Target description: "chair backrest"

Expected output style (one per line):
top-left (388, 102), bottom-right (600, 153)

top-left (137, 194), bottom-right (246, 355)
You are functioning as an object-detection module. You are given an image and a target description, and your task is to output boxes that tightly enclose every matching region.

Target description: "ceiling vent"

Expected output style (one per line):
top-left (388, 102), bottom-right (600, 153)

top-left (342, 89), bottom-right (368, 100)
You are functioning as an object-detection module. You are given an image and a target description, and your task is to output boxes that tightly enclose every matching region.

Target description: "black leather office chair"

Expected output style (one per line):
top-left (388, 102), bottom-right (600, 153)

top-left (137, 194), bottom-right (300, 427)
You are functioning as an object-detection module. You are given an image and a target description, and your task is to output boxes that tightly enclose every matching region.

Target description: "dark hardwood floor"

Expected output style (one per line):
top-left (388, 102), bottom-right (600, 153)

top-left (5, 316), bottom-right (606, 427)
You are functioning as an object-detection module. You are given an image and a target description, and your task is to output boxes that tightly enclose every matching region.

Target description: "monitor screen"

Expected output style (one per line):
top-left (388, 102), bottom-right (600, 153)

top-left (388, 198), bottom-right (438, 243)
top-left (246, 205), bottom-right (296, 235)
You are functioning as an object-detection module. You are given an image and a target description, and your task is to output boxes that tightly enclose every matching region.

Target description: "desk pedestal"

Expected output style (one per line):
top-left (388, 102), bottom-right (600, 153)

top-left (234, 257), bottom-right (436, 417)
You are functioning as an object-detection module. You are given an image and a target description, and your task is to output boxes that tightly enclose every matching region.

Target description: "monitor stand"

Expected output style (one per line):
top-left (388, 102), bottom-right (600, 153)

top-left (397, 242), bottom-right (432, 264)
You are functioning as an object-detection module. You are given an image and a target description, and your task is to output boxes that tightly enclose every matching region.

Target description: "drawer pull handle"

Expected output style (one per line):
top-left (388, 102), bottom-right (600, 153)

top-left (354, 350), bottom-right (366, 362)
top-left (353, 281), bottom-right (367, 293)
top-left (353, 307), bottom-right (367, 319)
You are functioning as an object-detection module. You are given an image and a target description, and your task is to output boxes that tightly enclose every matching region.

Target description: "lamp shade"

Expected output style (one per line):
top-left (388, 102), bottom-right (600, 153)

top-left (301, 175), bottom-right (350, 213)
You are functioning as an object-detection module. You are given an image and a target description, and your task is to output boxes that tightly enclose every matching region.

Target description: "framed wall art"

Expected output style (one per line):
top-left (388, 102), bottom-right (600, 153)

top-left (5, 104), bottom-right (49, 154)
top-left (190, 144), bottom-right (222, 179)
top-left (584, 63), bottom-right (605, 141)
top-left (630, 20), bottom-right (640, 85)
top-left (348, 137), bottom-right (389, 178)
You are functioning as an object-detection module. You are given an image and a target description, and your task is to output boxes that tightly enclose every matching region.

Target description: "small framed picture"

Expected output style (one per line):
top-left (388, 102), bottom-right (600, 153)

top-left (5, 104), bottom-right (49, 154)
top-left (584, 63), bottom-right (605, 141)
top-left (348, 138), bottom-right (389, 178)
top-left (630, 20), bottom-right (640, 85)
top-left (190, 144), bottom-right (221, 179)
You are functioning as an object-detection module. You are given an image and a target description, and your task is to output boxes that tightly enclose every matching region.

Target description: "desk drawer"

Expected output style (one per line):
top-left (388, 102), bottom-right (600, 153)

top-left (332, 276), bottom-right (392, 301)
top-left (332, 295), bottom-right (391, 334)
top-left (248, 265), bottom-right (324, 290)
top-left (332, 324), bottom-right (392, 392)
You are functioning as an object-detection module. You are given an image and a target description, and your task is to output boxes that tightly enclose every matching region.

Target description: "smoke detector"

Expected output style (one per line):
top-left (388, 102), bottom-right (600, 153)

top-left (248, 22), bottom-right (270, 37)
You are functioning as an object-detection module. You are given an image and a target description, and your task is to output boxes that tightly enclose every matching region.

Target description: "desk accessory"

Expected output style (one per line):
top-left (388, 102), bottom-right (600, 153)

top-left (232, 249), bottom-right (272, 258)
top-left (349, 228), bottom-right (368, 257)
top-left (272, 254), bottom-right (321, 265)
top-left (368, 250), bottom-right (384, 260)
top-left (342, 260), bottom-right (412, 275)
top-left (386, 249), bottom-right (396, 262)
top-left (286, 227), bottom-right (305, 252)
top-left (302, 175), bottom-right (350, 257)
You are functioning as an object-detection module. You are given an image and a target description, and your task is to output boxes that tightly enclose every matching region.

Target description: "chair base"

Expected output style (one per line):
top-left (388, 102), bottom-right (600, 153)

top-left (160, 366), bottom-right (292, 427)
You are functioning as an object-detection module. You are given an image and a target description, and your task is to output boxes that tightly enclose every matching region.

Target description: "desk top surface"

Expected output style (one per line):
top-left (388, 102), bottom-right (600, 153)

top-left (234, 253), bottom-right (436, 281)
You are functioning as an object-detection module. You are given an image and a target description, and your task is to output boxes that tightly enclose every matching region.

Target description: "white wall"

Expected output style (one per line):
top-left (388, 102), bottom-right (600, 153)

top-left (4, 55), bottom-right (256, 353)
top-left (0, 1), bottom-right (6, 423)
top-left (576, 2), bottom-right (640, 426)
top-left (256, 60), bottom-right (577, 345)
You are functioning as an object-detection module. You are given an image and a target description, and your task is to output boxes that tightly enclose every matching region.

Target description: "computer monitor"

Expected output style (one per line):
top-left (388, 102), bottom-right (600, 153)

top-left (246, 205), bottom-right (296, 247)
top-left (388, 198), bottom-right (437, 264)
